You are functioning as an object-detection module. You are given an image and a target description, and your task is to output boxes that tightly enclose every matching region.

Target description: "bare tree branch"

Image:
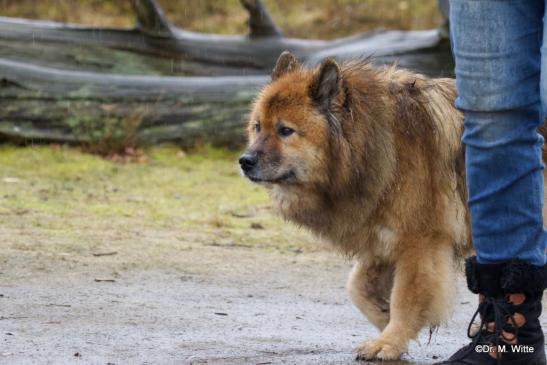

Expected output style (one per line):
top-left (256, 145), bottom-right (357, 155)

top-left (240, 0), bottom-right (282, 38)
top-left (131, 0), bottom-right (174, 36)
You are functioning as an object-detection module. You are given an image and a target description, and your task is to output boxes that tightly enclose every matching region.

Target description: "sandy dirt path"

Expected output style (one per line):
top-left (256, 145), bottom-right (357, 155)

top-left (1, 241), bottom-right (511, 365)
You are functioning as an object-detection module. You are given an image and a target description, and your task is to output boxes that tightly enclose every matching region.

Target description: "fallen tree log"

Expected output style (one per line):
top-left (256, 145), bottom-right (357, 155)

top-left (0, 0), bottom-right (453, 74)
top-left (0, 0), bottom-right (453, 148)
top-left (0, 59), bottom-right (266, 148)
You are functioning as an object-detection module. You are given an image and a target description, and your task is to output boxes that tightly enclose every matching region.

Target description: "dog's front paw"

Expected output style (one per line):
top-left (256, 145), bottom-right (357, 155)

top-left (354, 338), bottom-right (405, 361)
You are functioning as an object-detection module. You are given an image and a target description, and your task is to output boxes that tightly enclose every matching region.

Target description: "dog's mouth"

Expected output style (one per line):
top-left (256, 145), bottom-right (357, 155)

top-left (246, 171), bottom-right (295, 184)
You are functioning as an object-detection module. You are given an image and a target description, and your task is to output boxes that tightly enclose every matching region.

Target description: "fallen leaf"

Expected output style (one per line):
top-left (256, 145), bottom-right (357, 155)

top-left (2, 177), bottom-right (19, 183)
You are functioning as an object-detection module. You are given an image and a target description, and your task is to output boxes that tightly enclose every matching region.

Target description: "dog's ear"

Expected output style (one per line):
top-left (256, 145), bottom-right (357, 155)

top-left (272, 51), bottom-right (301, 81)
top-left (310, 58), bottom-right (340, 109)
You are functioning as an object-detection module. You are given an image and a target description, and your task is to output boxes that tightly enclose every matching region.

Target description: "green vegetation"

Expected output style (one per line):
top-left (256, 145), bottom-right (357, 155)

top-left (0, 146), bottom-right (316, 268)
top-left (66, 111), bottom-right (144, 156)
top-left (0, 0), bottom-right (442, 39)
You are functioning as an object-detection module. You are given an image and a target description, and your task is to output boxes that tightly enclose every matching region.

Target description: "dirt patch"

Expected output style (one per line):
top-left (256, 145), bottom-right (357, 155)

top-left (1, 242), bottom-right (479, 365)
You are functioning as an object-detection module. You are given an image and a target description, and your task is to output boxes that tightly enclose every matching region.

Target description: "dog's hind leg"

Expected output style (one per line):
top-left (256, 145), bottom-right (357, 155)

top-left (347, 261), bottom-right (393, 331)
top-left (354, 237), bottom-right (455, 361)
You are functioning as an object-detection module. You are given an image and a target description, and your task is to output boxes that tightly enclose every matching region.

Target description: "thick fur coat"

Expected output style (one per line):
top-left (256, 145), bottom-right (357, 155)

top-left (240, 52), bottom-right (545, 360)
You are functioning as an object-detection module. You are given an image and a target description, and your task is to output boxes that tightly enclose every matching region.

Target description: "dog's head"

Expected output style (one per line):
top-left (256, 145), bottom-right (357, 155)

top-left (239, 51), bottom-right (342, 187)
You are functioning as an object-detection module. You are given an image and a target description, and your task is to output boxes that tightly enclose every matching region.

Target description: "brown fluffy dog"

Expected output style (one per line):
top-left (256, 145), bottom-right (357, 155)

top-left (240, 51), bottom-right (476, 360)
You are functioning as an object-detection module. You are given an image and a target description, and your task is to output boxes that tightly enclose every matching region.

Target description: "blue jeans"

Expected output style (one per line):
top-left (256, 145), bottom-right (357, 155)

top-left (450, 0), bottom-right (547, 266)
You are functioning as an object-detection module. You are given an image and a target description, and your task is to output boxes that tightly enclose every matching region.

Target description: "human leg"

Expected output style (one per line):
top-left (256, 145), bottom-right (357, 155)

top-left (438, 1), bottom-right (547, 364)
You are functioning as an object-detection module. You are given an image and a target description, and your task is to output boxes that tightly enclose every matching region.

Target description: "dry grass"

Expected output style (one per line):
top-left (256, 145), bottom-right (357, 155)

top-left (0, 0), bottom-right (442, 39)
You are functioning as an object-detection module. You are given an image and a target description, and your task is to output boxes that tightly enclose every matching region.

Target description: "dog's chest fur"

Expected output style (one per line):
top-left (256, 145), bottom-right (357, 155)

top-left (272, 184), bottom-right (469, 263)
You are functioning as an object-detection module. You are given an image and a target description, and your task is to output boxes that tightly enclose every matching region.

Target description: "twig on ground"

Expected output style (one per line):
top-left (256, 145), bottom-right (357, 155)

top-left (92, 251), bottom-right (118, 257)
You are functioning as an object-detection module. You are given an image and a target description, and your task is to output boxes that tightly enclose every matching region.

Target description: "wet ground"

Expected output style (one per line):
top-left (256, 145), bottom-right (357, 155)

top-left (1, 241), bottom-right (512, 365)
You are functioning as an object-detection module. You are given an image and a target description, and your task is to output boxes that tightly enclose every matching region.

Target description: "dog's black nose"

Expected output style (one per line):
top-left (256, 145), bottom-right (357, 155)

top-left (239, 153), bottom-right (257, 172)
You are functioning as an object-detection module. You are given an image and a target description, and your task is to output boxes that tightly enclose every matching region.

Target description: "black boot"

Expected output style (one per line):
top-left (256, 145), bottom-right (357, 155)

top-left (436, 256), bottom-right (547, 365)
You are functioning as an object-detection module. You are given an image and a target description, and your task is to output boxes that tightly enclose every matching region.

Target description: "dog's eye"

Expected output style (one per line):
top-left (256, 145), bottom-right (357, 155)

top-left (254, 122), bottom-right (261, 133)
top-left (278, 127), bottom-right (295, 137)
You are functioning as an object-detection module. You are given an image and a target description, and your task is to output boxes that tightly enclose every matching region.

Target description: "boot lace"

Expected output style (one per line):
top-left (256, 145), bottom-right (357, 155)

top-left (464, 296), bottom-right (519, 364)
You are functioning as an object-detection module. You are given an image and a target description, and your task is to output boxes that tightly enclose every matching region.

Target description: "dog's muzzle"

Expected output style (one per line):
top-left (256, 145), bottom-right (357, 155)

top-left (239, 152), bottom-right (257, 174)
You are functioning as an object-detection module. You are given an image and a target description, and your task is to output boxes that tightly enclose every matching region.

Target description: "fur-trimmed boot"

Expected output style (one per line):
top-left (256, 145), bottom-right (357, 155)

top-left (436, 256), bottom-right (546, 365)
